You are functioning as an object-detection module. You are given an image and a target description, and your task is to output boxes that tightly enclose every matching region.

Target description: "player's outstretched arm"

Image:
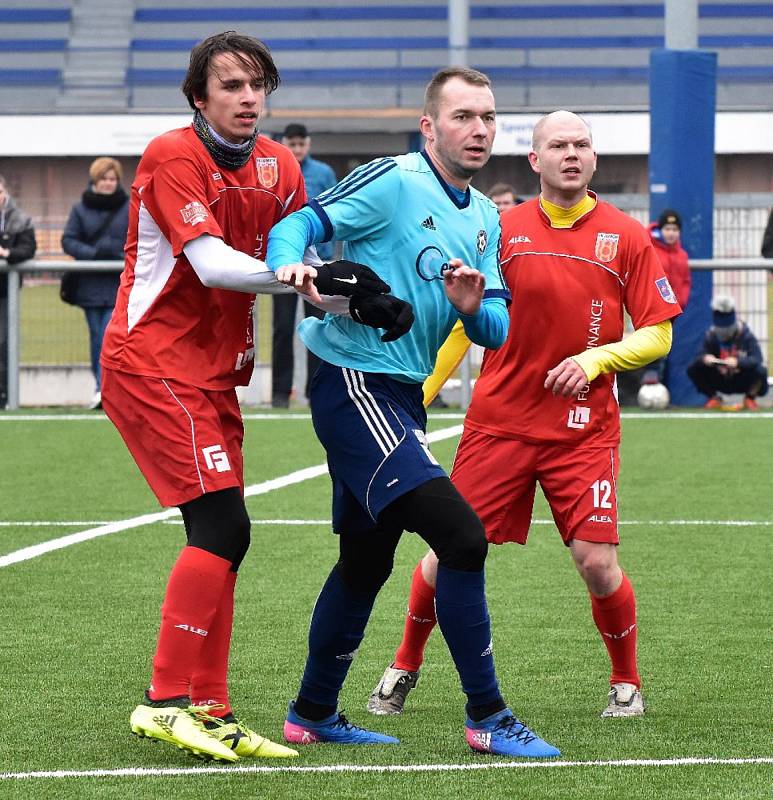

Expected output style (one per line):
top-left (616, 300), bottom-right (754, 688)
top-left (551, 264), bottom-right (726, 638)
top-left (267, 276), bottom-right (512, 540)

top-left (183, 234), bottom-right (317, 296)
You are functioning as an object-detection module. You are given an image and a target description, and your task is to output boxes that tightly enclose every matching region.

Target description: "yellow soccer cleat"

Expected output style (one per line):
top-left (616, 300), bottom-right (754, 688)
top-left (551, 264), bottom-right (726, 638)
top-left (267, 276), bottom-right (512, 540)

top-left (192, 707), bottom-right (299, 758)
top-left (130, 703), bottom-right (239, 762)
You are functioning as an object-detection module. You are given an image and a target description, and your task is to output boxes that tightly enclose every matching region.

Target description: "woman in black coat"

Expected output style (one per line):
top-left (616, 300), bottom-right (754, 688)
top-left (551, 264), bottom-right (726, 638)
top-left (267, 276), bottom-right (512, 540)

top-left (62, 157), bottom-right (129, 409)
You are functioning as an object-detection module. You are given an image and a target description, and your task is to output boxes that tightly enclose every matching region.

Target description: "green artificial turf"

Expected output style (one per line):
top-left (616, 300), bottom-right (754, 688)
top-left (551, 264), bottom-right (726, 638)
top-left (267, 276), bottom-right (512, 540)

top-left (0, 411), bottom-right (770, 799)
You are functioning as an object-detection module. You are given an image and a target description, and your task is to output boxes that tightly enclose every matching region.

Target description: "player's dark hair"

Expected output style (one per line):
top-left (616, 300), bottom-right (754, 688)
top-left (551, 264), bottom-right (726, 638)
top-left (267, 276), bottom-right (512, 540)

top-left (181, 31), bottom-right (280, 109)
top-left (423, 66), bottom-right (492, 118)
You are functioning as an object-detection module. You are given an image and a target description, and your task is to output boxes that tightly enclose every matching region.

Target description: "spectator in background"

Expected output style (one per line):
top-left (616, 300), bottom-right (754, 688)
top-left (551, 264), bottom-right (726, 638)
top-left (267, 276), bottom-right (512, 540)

top-left (61, 157), bottom-right (129, 410)
top-left (487, 182), bottom-right (522, 213)
top-left (761, 207), bottom-right (773, 277)
top-left (648, 209), bottom-right (690, 309)
top-left (640, 208), bottom-right (691, 386)
top-left (687, 294), bottom-right (768, 411)
top-left (0, 175), bottom-right (36, 408)
top-left (761, 207), bottom-right (773, 258)
top-left (271, 123), bottom-right (337, 407)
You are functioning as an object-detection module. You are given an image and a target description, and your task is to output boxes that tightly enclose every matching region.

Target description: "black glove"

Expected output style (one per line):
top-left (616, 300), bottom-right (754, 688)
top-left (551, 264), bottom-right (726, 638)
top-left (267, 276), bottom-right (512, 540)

top-left (350, 294), bottom-right (415, 342)
top-left (313, 259), bottom-right (391, 297)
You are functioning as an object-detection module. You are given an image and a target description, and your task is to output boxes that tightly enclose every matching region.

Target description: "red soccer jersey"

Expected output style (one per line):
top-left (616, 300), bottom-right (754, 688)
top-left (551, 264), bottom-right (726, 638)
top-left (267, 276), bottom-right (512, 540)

top-left (101, 125), bottom-right (306, 389)
top-left (465, 195), bottom-right (681, 446)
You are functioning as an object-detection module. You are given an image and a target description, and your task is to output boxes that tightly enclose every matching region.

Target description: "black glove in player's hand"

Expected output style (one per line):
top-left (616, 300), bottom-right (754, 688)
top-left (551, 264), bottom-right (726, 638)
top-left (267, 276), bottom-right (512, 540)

top-left (350, 294), bottom-right (415, 342)
top-left (313, 259), bottom-right (391, 297)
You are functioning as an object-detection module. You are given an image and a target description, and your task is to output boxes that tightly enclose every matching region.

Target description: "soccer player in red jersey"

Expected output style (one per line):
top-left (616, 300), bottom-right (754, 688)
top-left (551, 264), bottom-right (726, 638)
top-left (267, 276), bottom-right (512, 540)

top-left (368, 110), bottom-right (682, 719)
top-left (100, 32), bottom-right (389, 762)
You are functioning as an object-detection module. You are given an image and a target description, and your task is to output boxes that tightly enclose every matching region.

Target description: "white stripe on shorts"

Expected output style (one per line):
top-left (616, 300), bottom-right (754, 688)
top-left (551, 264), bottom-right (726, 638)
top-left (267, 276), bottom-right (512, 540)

top-left (161, 379), bottom-right (205, 494)
top-left (341, 368), bottom-right (400, 456)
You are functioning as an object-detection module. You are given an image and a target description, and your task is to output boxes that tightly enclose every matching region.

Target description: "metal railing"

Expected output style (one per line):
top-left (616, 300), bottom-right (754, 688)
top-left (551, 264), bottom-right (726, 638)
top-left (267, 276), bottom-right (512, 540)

top-left (2, 257), bottom-right (770, 410)
top-left (2, 260), bottom-right (121, 410)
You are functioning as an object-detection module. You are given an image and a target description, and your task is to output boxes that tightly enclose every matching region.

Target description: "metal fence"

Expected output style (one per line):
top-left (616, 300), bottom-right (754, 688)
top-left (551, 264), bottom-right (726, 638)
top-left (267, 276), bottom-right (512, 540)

top-left (2, 196), bottom-right (772, 408)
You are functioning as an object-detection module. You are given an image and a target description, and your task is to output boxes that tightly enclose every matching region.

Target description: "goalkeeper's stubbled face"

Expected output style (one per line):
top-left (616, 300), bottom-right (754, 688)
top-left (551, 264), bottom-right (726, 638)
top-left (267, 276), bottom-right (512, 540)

top-left (426, 77), bottom-right (496, 180)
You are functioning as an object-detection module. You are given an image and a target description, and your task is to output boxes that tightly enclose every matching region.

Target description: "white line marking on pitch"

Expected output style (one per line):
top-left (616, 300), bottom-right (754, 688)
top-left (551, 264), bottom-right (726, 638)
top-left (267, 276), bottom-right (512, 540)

top-left (3, 517), bottom-right (771, 530)
top-left (1, 756), bottom-right (771, 780)
top-left (0, 426), bottom-right (462, 569)
top-left (161, 518), bottom-right (772, 528)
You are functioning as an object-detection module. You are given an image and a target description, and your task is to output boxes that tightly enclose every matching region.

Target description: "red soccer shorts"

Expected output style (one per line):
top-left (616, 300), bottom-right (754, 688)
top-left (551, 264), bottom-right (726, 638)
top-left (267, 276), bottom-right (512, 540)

top-left (451, 427), bottom-right (620, 546)
top-left (102, 368), bottom-right (244, 507)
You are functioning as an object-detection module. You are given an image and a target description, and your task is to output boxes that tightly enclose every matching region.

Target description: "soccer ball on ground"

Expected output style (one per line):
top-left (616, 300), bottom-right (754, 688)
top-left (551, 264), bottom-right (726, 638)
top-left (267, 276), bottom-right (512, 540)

top-left (637, 382), bottom-right (670, 410)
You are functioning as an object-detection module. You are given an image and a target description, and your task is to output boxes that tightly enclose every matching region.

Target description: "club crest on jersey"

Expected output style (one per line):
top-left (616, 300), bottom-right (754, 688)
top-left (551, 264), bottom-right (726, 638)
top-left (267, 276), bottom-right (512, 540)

top-left (595, 232), bottom-right (619, 263)
top-left (179, 201), bottom-right (208, 226)
top-left (655, 276), bottom-right (678, 304)
top-left (255, 157), bottom-right (278, 188)
top-left (476, 229), bottom-right (487, 255)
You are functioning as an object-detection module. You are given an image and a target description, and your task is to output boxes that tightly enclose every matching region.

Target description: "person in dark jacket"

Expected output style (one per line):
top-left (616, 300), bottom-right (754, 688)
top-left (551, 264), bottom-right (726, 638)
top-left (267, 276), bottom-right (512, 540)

top-left (762, 207), bottom-right (773, 259)
top-left (687, 294), bottom-right (769, 410)
top-left (0, 174), bottom-right (37, 408)
top-left (61, 157), bottom-right (129, 409)
top-left (270, 123), bottom-right (337, 407)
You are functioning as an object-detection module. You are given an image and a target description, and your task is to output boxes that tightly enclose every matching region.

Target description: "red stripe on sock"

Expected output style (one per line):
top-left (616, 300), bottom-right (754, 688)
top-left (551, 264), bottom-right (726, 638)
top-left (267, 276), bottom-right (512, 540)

top-left (148, 546), bottom-right (232, 701)
top-left (590, 572), bottom-right (641, 688)
top-left (394, 561), bottom-right (437, 672)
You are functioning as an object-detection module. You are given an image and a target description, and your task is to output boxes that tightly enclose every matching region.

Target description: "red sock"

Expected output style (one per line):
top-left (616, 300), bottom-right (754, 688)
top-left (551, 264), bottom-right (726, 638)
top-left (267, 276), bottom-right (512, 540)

top-left (590, 572), bottom-right (641, 688)
top-left (394, 561), bottom-right (437, 672)
top-left (190, 570), bottom-right (237, 716)
top-left (148, 546), bottom-right (232, 701)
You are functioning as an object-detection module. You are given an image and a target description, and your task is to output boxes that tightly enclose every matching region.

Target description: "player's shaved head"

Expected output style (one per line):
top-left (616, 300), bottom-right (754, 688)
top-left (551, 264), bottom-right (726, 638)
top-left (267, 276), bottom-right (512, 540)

top-left (531, 110), bottom-right (592, 151)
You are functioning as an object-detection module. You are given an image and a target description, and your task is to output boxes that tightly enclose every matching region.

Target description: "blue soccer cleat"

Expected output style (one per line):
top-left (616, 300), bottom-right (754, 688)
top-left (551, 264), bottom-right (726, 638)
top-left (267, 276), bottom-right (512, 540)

top-left (465, 708), bottom-right (560, 758)
top-left (284, 701), bottom-right (399, 745)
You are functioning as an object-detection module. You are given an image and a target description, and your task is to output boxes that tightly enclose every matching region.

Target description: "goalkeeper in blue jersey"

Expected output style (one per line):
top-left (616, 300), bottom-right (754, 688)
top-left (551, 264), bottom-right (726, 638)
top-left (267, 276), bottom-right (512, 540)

top-left (268, 67), bottom-right (559, 757)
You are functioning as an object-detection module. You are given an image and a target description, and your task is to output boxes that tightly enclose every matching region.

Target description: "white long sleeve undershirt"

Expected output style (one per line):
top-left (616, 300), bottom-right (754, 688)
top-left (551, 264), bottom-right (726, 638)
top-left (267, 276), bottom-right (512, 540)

top-left (182, 234), bottom-right (350, 315)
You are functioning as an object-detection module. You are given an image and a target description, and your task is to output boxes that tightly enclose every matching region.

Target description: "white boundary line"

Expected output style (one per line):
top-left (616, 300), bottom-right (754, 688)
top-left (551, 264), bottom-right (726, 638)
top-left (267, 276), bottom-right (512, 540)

top-left (3, 518), bottom-right (770, 529)
top-left (2, 756), bottom-right (771, 780)
top-left (1, 412), bottom-right (772, 421)
top-left (0, 425), bottom-right (462, 569)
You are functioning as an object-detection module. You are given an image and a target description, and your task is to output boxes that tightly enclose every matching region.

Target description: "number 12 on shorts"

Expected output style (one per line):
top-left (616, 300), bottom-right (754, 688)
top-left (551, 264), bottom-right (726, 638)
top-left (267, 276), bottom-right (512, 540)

top-left (591, 479), bottom-right (613, 509)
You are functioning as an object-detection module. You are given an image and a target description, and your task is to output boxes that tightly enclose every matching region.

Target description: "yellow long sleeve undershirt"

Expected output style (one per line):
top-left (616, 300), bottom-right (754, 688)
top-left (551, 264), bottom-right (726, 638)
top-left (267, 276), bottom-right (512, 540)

top-left (423, 320), bottom-right (470, 406)
top-left (571, 319), bottom-right (673, 382)
top-left (422, 195), bottom-right (673, 407)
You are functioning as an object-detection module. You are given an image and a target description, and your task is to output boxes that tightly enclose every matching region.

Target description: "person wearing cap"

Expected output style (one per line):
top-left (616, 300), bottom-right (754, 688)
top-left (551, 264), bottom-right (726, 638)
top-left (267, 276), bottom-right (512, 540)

top-left (648, 209), bottom-right (690, 309)
top-left (638, 209), bottom-right (692, 386)
top-left (271, 124), bottom-right (337, 407)
top-left (686, 295), bottom-right (769, 410)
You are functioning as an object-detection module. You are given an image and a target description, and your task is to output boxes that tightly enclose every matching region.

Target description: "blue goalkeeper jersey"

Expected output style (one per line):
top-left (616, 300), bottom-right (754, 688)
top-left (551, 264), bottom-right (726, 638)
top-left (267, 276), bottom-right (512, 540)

top-left (272, 151), bottom-right (509, 383)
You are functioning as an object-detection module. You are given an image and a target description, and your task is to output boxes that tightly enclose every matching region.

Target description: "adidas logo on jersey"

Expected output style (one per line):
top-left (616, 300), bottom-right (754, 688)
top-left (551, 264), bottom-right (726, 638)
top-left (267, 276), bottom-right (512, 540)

top-left (508, 235), bottom-right (531, 243)
top-left (421, 216), bottom-right (436, 231)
